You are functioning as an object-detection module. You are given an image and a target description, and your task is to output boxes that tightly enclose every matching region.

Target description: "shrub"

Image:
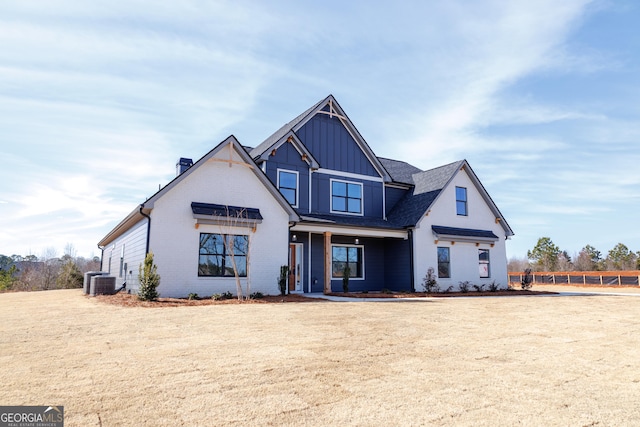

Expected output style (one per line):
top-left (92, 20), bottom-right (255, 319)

top-left (250, 291), bottom-right (264, 299)
top-left (188, 293), bottom-right (200, 300)
top-left (458, 281), bottom-right (471, 293)
top-left (521, 268), bottom-right (533, 290)
top-left (278, 265), bottom-right (288, 296)
top-left (442, 285), bottom-right (454, 293)
top-left (138, 252), bottom-right (160, 301)
top-left (342, 264), bottom-right (350, 293)
top-left (221, 291), bottom-right (233, 300)
top-left (488, 281), bottom-right (501, 292)
top-left (421, 267), bottom-right (439, 293)
top-left (472, 284), bottom-right (485, 292)
top-left (381, 288), bottom-right (392, 294)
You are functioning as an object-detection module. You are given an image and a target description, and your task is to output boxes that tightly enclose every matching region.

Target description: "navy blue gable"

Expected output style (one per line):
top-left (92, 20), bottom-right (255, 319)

top-left (296, 113), bottom-right (379, 177)
top-left (264, 141), bottom-right (310, 212)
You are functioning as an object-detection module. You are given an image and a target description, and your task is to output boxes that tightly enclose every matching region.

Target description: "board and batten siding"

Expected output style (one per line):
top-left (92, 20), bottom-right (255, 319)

top-left (148, 146), bottom-right (291, 298)
top-left (265, 141), bottom-right (310, 212)
top-left (103, 219), bottom-right (147, 292)
top-left (296, 113), bottom-right (379, 177)
top-left (413, 168), bottom-right (509, 290)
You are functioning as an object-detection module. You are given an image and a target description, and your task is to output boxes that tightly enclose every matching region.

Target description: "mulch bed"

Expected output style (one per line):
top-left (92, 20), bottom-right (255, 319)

top-left (94, 289), bottom-right (554, 307)
top-left (328, 290), bottom-right (555, 298)
top-left (93, 292), bottom-right (325, 308)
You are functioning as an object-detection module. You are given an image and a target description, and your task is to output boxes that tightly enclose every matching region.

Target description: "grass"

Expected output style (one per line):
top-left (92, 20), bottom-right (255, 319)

top-left (1, 289), bottom-right (640, 426)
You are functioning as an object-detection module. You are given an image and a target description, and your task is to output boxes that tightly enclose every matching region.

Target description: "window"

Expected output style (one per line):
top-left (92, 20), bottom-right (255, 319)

top-left (331, 180), bottom-right (363, 214)
top-left (437, 247), bottom-right (450, 278)
top-left (278, 170), bottom-right (298, 207)
top-left (198, 233), bottom-right (248, 277)
top-left (479, 249), bottom-right (490, 278)
top-left (456, 186), bottom-right (467, 216)
top-left (332, 245), bottom-right (364, 279)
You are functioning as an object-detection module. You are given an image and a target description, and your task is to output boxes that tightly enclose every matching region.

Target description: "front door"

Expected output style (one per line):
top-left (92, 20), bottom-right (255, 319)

top-left (288, 243), bottom-right (303, 292)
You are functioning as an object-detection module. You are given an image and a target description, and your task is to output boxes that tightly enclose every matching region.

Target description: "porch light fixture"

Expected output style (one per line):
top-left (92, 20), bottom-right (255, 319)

top-left (354, 238), bottom-right (359, 245)
top-left (292, 234), bottom-right (297, 242)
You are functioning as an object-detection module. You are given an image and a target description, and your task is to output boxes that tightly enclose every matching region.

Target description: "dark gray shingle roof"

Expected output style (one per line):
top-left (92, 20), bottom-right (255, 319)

top-left (249, 96), bottom-right (328, 159)
top-left (431, 226), bottom-right (498, 240)
top-left (378, 157), bottom-right (422, 185)
top-left (386, 160), bottom-right (464, 227)
top-left (191, 202), bottom-right (263, 220)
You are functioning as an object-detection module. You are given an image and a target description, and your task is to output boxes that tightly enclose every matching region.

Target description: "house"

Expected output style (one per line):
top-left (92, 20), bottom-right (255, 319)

top-left (98, 95), bottom-right (513, 297)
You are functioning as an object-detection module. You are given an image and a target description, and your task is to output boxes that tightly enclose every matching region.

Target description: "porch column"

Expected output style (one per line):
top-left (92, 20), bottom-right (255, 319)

top-left (324, 231), bottom-right (332, 294)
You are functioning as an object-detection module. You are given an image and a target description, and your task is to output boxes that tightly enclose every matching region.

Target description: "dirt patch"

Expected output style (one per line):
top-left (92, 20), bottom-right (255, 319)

top-left (94, 292), bottom-right (325, 307)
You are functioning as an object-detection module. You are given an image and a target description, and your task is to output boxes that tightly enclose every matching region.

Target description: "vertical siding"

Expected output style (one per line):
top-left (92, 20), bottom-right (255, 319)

top-left (385, 186), bottom-right (409, 216)
top-left (310, 234), bottom-right (324, 293)
top-left (265, 142), bottom-right (310, 212)
top-left (383, 238), bottom-right (412, 292)
top-left (328, 236), bottom-right (385, 292)
top-left (296, 114), bottom-right (379, 176)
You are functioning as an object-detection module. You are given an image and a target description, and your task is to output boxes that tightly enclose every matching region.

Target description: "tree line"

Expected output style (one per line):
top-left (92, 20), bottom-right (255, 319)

top-left (508, 237), bottom-right (640, 272)
top-left (0, 245), bottom-right (101, 292)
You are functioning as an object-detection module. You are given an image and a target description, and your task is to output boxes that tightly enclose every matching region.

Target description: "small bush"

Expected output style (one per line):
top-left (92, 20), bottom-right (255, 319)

top-left (458, 281), bottom-right (471, 293)
top-left (361, 290), bottom-right (368, 294)
top-left (442, 285), bottom-right (454, 293)
top-left (250, 291), bottom-right (264, 299)
top-left (221, 291), bottom-right (233, 300)
top-left (188, 293), bottom-right (200, 300)
top-left (472, 284), bottom-right (485, 292)
top-left (278, 265), bottom-right (288, 296)
top-left (421, 267), bottom-right (439, 293)
top-left (488, 281), bottom-right (501, 292)
top-left (381, 288), bottom-right (392, 294)
top-left (521, 268), bottom-right (533, 290)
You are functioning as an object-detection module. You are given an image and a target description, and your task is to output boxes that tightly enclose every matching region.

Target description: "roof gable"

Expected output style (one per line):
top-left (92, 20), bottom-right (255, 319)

top-left (251, 95), bottom-right (391, 181)
top-left (98, 135), bottom-right (299, 247)
top-left (386, 160), bottom-right (513, 236)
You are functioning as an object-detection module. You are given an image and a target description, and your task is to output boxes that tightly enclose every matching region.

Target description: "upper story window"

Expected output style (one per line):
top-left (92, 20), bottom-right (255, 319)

top-left (456, 186), bottom-right (467, 216)
top-left (331, 179), bottom-right (363, 215)
top-left (278, 169), bottom-right (298, 207)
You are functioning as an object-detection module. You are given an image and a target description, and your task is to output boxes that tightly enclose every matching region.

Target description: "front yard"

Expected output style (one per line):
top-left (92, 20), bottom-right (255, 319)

top-left (1, 289), bottom-right (639, 426)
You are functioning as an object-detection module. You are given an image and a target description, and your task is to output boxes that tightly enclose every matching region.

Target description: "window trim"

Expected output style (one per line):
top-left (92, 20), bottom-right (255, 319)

top-left (479, 248), bottom-right (490, 278)
top-left (198, 233), bottom-right (249, 278)
top-left (456, 186), bottom-right (468, 216)
top-left (330, 178), bottom-right (364, 216)
top-left (277, 169), bottom-right (299, 208)
top-left (437, 246), bottom-right (451, 279)
top-left (331, 244), bottom-right (365, 281)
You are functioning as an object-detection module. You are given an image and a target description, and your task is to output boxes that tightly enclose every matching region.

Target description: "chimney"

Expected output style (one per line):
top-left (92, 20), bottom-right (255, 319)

top-left (176, 158), bottom-right (193, 176)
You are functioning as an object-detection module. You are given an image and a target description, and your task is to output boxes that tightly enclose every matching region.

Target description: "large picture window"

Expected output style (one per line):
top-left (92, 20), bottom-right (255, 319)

top-left (479, 249), bottom-right (490, 278)
top-left (278, 169), bottom-right (298, 207)
top-left (437, 247), bottom-right (450, 278)
top-left (331, 180), bottom-right (363, 214)
top-left (332, 245), bottom-right (364, 279)
top-left (456, 186), bottom-right (467, 216)
top-left (198, 233), bottom-right (248, 277)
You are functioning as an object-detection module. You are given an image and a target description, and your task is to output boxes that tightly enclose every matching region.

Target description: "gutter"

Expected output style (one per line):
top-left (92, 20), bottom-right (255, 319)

top-left (139, 204), bottom-right (151, 254)
top-left (97, 244), bottom-right (104, 271)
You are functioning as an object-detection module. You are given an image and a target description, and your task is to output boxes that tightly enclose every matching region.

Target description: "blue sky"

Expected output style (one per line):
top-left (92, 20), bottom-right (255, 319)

top-left (1, 0), bottom-right (639, 261)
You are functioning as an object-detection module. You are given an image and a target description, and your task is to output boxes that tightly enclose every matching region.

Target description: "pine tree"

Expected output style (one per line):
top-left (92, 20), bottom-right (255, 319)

top-left (138, 252), bottom-right (160, 301)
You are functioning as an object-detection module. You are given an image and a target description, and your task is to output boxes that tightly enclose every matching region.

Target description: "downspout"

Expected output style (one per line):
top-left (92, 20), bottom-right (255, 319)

top-left (97, 244), bottom-right (104, 271)
top-left (139, 204), bottom-right (151, 254)
top-left (408, 228), bottom-right (415, 292)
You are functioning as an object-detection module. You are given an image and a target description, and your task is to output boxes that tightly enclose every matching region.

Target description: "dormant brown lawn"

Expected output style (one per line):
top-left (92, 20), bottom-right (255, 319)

top-left (1, 289), bottom-right (640, 426)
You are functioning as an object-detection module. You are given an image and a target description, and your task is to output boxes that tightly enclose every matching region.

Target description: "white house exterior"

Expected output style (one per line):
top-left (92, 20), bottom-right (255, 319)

top-left (98, 136), bottom-right (298, 298)
top-left (412, 162), bottom-right (510, 290)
